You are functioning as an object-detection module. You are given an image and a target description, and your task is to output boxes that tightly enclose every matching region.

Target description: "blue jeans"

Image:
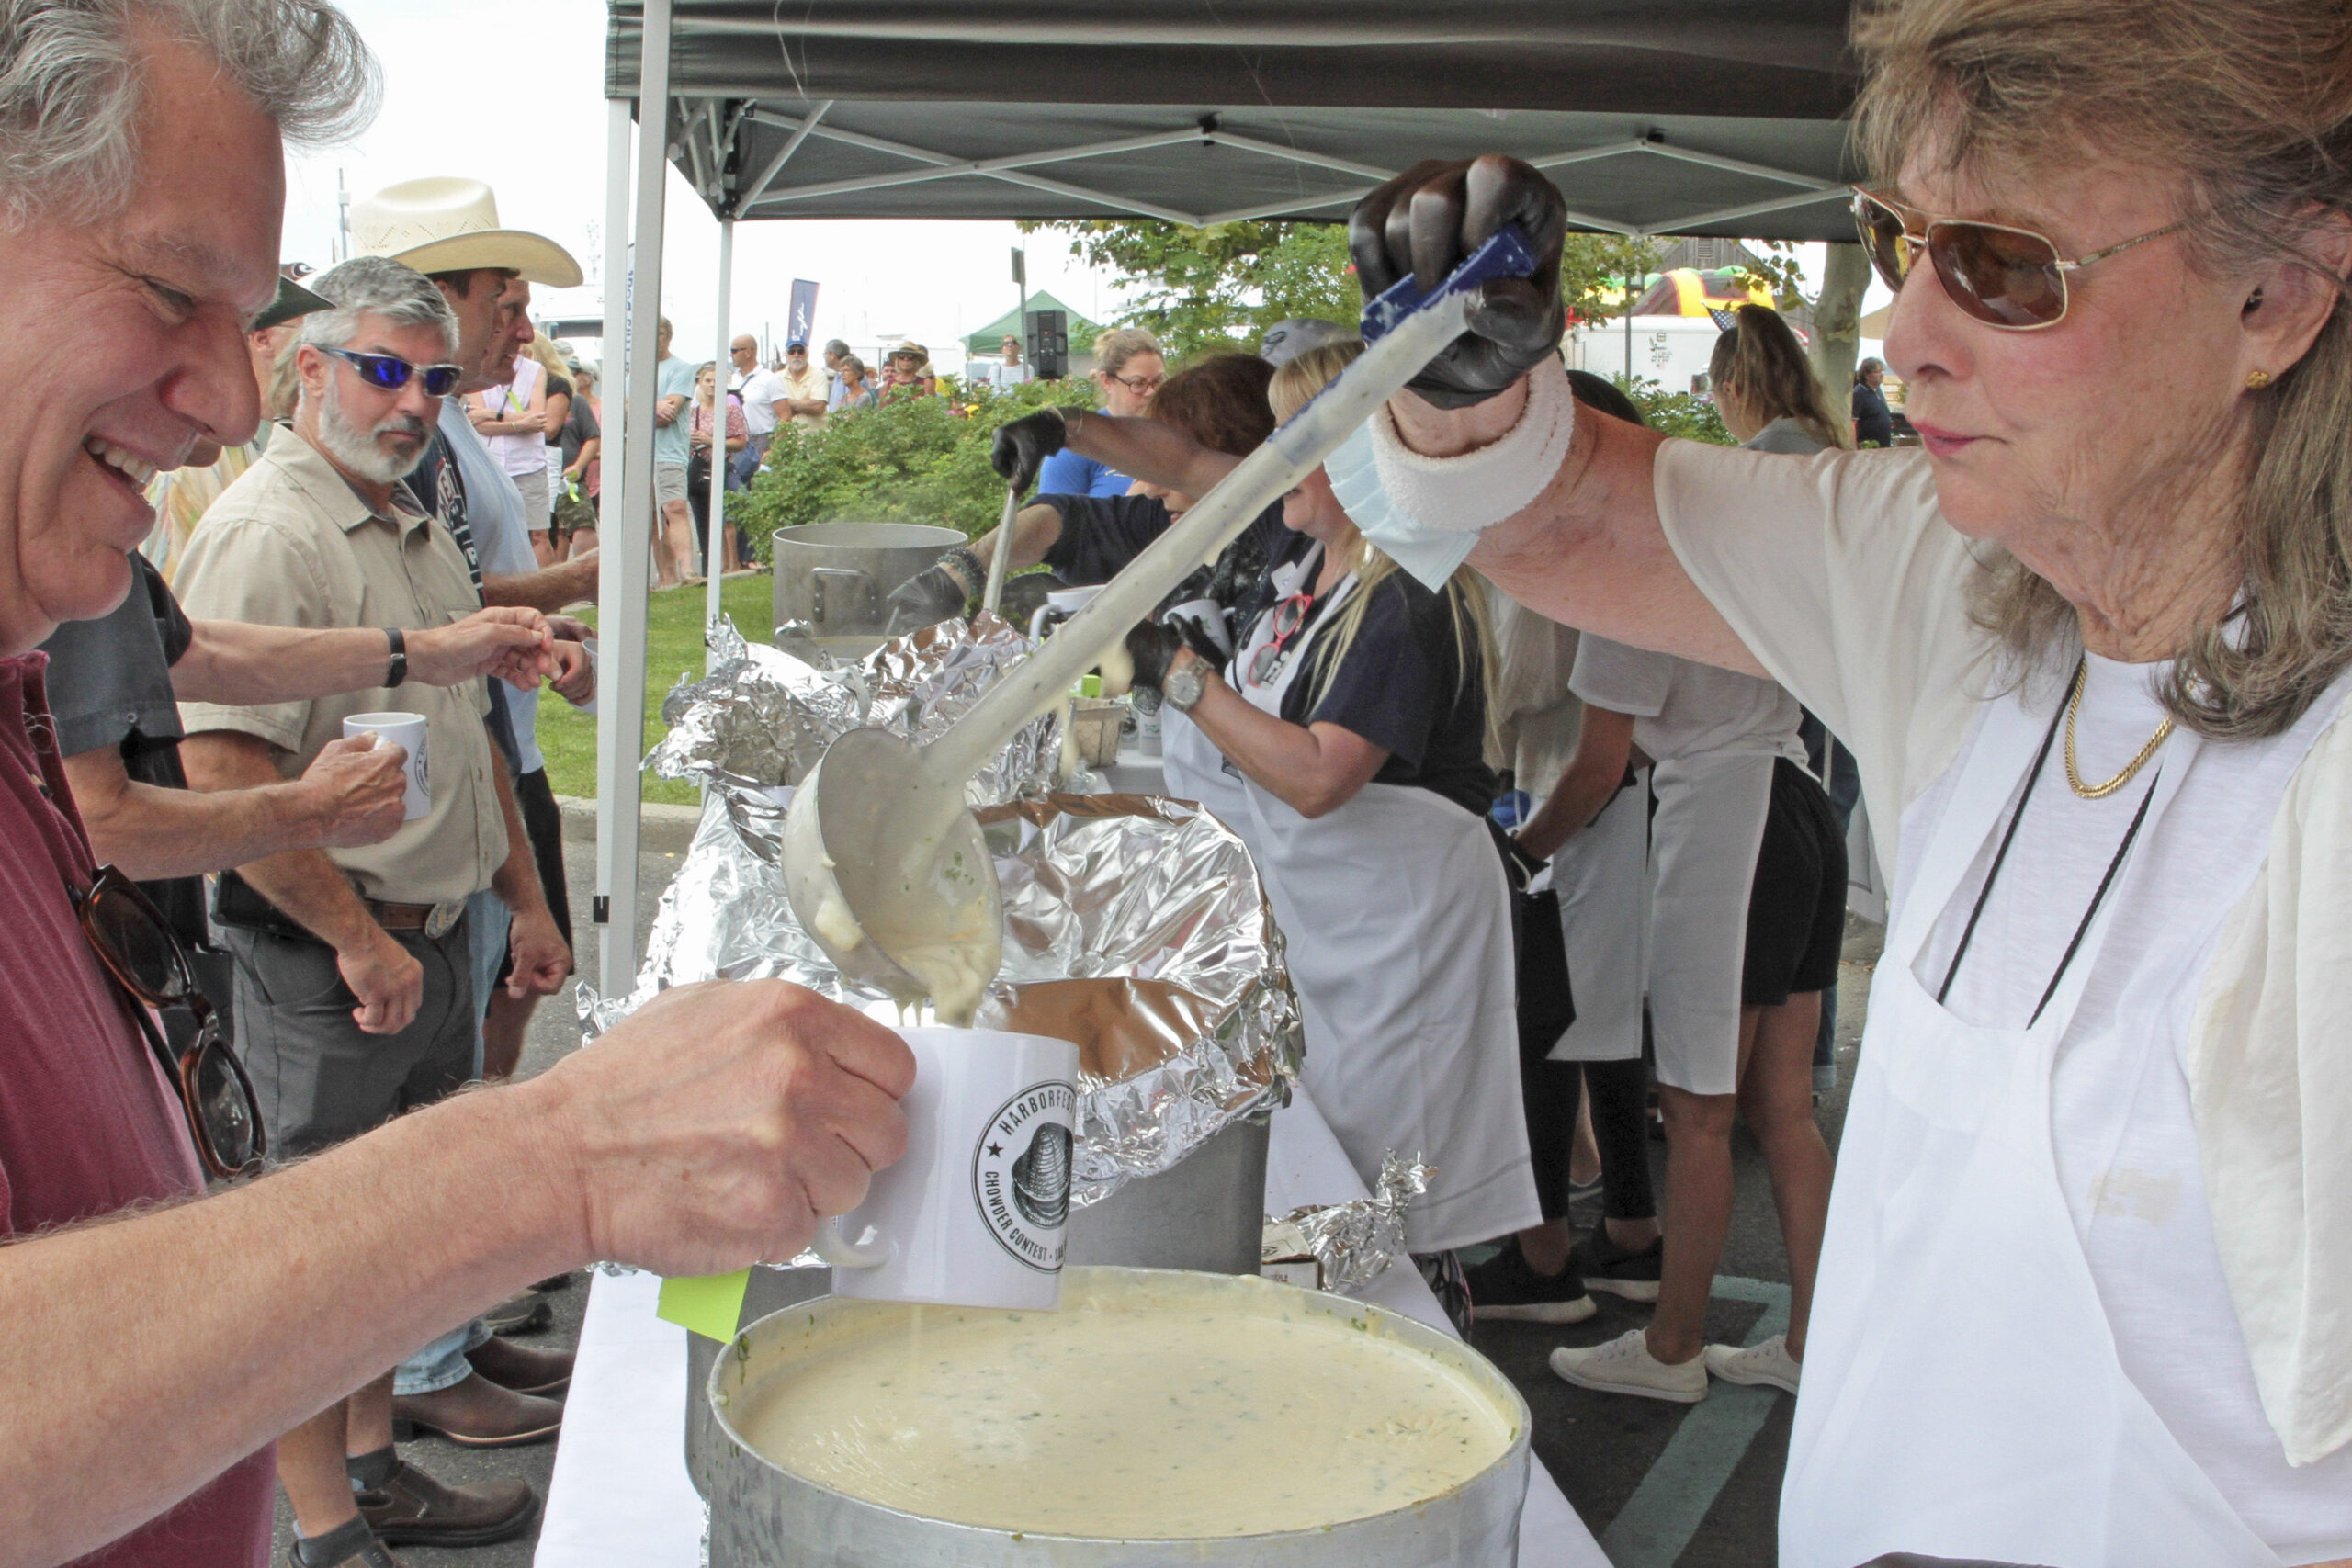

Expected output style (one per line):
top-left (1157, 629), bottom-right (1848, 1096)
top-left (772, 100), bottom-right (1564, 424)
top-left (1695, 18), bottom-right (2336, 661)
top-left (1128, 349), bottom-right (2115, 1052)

top-left (395, 1317), bottom-right (492, 1397)
top-left (393, 888), bottom-right (509, 1395)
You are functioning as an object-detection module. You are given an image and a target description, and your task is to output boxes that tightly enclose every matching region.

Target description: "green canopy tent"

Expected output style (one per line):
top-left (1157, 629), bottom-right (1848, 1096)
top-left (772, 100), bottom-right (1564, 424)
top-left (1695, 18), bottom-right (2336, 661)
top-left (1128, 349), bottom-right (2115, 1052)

top-left (960, 288), bottom-right (1102, 370)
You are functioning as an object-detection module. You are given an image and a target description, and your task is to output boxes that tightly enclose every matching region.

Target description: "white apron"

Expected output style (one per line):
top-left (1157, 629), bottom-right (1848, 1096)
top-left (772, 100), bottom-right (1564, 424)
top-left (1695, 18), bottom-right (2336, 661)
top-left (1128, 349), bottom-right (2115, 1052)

top-left (1545, 766), bottom-right (1650, 1064)
top-left (1158, 705), bottom-right (1264, 866)
top-left (1229, 558), bottom-right (1539, 1254)
top-left (1781, 678), bottom-right (2306, 1567)
top-left (1645, 749), bottom-right (1775, 1095)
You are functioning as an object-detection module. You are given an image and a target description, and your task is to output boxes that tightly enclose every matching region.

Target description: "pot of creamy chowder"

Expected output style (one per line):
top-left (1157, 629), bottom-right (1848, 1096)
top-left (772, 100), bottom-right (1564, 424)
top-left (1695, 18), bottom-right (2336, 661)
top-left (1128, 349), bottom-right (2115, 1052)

top-left (704, 1267), bottom-right (1531, 1567)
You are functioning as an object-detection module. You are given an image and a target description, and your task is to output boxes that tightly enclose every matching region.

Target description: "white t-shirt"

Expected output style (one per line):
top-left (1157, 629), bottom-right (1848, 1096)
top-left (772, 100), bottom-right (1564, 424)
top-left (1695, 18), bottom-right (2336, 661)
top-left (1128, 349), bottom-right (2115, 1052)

top-left (1568, 633), bottom-right (1806, 765)
top-left (481, 357), bottom-right (544, 479)
top-left (990, 359), bottom-right (1033, 389)
top-left (1654, 438), bottom-right (2352, 1551)
top-left (732, 366), bottom-right (783, 436)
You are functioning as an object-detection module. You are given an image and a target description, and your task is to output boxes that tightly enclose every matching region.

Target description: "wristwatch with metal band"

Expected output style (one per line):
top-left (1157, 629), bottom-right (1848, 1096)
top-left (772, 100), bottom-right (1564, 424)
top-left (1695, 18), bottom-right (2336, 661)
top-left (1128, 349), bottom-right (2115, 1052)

top-left (1162, 660), bottom-right (1208, 714)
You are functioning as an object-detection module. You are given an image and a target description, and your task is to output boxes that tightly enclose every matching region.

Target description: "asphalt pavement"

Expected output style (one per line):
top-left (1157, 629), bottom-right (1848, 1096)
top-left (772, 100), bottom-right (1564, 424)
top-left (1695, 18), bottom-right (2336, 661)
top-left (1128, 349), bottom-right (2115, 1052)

top-left (273, 820), bottom-right (1881, 1568)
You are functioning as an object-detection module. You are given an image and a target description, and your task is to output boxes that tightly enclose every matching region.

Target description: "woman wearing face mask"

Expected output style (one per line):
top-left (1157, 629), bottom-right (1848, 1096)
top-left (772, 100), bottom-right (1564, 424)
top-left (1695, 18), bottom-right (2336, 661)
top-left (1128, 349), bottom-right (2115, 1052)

top-left (1351, 0), bottom-right (2352, 1551)
top-left (1061, 341), bottom-right (1541, 1258)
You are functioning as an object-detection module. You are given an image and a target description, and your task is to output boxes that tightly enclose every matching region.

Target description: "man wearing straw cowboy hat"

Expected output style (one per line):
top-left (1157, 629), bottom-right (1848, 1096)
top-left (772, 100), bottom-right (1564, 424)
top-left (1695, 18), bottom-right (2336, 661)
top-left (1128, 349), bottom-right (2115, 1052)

top-left (352, 177), bottom-right (603, 1095)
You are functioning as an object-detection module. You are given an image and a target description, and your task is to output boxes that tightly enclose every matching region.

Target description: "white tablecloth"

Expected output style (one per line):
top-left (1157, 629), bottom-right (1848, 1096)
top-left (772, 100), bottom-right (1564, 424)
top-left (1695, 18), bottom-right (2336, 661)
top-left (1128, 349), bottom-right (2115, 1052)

top-left (536, 1087), bottom-right (1603, 1568)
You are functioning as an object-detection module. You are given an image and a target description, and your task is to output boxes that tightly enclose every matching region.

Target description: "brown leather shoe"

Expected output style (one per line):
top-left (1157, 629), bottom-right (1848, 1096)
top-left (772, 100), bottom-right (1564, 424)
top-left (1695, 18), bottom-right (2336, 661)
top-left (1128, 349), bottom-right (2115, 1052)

top-left (286, 1517), bottom-right (402, 1568)
top-left (358, 1458), bottom-right (538, 1547)
top-left (466, 1333), bottom-right (574, 1396)
top-left (390, 1372), bottom-right (563, 1448)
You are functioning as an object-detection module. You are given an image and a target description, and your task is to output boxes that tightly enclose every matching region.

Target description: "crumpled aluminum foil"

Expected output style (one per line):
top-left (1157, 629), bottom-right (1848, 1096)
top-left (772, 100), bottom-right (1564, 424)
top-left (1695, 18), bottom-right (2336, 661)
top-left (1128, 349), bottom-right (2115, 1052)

top-left (1276, 1152), bottom-right (1432, 1295)
top-left (581, 622), bottom-right (1304, 1207)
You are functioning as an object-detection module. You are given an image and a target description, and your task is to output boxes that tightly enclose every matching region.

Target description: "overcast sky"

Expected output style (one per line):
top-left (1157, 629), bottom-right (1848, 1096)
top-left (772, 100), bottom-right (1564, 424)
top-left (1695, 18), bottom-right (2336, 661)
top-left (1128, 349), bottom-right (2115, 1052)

top-left (281, 0), bottom-right (1137, 373)
top-left (283, 1), bottom-right (1883, 376)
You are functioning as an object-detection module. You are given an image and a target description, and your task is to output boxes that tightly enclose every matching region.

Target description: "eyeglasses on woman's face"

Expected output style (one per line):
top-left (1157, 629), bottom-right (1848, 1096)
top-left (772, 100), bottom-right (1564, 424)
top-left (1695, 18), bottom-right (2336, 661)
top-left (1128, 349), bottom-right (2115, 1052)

top-left (1851, 187), bottom-right (2186, 331)
top-left (71, 866), bottom-right (265, 1179)
top-left (1102, 367), bottom-right (1165, 395)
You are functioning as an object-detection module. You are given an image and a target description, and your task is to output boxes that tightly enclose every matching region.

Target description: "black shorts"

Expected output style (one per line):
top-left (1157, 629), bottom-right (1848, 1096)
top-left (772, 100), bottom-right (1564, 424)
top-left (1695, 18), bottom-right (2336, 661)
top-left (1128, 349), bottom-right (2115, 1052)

top-left (1741, 756), bottom-right (1847, 1006)
top-left (498, 766), bottom-right (573, 981)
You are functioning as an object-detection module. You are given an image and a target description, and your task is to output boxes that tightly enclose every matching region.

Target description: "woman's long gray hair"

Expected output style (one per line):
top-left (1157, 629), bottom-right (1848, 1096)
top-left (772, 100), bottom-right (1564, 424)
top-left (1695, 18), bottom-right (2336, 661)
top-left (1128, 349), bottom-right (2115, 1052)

top-left (1854, 0), bottom-right (2352, 739)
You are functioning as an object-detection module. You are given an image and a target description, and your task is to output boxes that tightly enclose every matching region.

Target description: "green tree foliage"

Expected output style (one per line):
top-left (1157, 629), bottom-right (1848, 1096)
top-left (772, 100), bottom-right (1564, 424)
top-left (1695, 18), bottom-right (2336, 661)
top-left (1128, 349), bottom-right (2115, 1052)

top-left (1615, 375), bottom-right (1736, 446)
top-left (1022, 220), bottom-right (1355, 359)
top-left (730, 379), bottom-right (1091, 554)
top-left (1029, 219), bottom-right (1663, 358)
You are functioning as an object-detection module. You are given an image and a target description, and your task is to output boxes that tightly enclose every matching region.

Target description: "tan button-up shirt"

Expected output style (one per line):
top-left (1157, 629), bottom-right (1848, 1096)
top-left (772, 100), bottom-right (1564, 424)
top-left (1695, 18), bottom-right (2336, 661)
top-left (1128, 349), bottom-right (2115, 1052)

top-left (174, 425), bottom-right (504, 907)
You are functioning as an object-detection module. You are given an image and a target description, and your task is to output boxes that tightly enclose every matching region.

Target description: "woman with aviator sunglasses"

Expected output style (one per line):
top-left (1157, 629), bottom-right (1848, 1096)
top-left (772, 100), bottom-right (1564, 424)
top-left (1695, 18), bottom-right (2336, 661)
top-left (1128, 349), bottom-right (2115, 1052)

top-left (1345, 0), bottom-right (2352, 1560)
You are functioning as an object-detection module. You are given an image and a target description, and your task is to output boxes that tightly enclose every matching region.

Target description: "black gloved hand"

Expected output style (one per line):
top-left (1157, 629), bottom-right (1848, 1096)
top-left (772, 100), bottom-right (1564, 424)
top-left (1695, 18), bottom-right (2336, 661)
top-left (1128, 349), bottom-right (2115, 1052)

top-left (990, 409), bottom-right (1071, 492)
top-left (1161, 602), bottom-right (1232, 672)
top-left (1125, 619), bottom-right (1184, 695)
top-left (883, 561), bottom-right (972, 635)
top-left (1124, 615), bottom-right (1232, 694)
top-left (1347, 154), bottom-right (1568, 409)
top-left (1205, 525), bottom-right (1272, 611)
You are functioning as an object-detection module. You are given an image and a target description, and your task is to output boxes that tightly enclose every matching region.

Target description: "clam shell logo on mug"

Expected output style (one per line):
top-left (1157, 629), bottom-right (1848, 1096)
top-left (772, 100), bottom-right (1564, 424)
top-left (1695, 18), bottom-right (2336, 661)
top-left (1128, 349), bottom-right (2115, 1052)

top-left (342, 712), bottom-right (431, 821)
top-left (812, 1026), bottom-right (1080, 1311)
top-left (977, 1085), bottom-right (1076, 1265)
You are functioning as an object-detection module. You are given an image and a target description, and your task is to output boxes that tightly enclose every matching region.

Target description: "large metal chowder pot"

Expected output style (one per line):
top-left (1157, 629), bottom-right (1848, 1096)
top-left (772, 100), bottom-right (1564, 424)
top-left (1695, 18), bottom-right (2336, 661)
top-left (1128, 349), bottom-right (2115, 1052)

top-left (705, 1267), bottom-right (1532, 1568)
top-left (684, 1115), bottom-right (1272, 1495)
top-left (771, 522), bottom-right (964, 640)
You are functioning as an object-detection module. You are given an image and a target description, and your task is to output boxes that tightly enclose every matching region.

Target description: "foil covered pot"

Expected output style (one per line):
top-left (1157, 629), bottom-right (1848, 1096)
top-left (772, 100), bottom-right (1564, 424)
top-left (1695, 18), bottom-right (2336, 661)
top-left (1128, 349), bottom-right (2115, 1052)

top-left (583, 617), bottom-right (1305, 1211)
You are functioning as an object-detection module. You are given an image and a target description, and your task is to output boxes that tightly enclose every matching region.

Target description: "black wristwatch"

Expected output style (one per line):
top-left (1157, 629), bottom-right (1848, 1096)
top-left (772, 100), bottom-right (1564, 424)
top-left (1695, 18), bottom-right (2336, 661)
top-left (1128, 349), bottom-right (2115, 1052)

top-left (384, 626), bottom-right (408, 688)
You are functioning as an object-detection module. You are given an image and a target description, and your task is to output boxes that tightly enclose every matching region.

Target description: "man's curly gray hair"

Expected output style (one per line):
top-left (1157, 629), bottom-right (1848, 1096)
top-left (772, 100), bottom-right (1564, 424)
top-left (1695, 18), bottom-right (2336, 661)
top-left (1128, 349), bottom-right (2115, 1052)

top-left (0, 0), bottom-right (378, 229)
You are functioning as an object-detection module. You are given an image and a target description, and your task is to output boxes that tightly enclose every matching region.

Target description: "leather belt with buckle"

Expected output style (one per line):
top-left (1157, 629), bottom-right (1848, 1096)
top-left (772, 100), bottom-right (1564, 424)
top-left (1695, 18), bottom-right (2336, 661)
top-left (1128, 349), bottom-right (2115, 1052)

top-left (368, 898), bottom-right (467, 940)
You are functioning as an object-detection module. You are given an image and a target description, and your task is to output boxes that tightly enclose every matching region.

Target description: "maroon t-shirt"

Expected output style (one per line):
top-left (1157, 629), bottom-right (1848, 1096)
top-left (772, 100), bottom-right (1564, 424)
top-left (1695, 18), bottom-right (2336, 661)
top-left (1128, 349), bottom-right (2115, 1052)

top-left (0, 654), bottom-right (273, 1565)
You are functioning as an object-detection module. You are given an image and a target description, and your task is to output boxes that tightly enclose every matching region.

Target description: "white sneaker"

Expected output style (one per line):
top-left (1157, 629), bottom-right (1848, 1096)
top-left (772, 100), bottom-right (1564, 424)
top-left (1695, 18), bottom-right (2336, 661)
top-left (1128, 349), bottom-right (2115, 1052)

top-left (1702, 1334), bottom-right (1802, 1394)
top-left (1548, 1328), bottom-right (1709, 1404)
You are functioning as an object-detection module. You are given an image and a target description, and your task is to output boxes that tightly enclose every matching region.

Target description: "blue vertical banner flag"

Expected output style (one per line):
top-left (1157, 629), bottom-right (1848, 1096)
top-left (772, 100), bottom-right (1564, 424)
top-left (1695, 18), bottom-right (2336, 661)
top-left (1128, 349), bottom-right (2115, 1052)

top-left (788, 279), bottom-right (820, 348)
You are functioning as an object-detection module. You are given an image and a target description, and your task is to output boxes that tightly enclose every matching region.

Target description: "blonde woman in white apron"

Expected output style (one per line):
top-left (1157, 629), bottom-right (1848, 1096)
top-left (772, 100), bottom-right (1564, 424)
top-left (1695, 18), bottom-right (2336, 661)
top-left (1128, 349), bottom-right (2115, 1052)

top-left (1351, 14), bottom-right (2352, 1550)
top-left (1118, 342), bottom-right (1541, 1256)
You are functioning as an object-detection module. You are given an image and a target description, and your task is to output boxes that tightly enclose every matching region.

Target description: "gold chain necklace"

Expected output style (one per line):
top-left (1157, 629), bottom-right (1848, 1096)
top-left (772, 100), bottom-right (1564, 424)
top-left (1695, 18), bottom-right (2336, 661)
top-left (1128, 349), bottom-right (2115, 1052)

top-left (2064, 659), bottom-right (2175, 799)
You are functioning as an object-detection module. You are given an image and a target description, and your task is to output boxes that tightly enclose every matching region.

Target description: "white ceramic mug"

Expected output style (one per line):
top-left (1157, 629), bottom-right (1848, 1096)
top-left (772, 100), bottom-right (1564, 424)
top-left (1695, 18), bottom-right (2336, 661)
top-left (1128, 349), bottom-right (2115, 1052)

top-left (341, 712), bottom-right (430, 821)
top-left (814, 1025), bottom-right (1080, 1311)
top-left (1028, 582), bottom-right (1104, 641)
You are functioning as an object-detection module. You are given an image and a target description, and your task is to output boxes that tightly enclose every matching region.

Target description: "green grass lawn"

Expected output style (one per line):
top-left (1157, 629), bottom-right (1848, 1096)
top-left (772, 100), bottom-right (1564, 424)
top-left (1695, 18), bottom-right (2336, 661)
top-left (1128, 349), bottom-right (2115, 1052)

top-left (537, 573), bottom-right (774, 806)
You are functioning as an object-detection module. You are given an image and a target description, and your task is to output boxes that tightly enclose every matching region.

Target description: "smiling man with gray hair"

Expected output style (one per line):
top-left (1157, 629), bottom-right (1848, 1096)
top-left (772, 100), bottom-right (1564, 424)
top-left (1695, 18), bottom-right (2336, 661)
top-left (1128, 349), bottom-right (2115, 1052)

top-left (0, 6), bottom-right (915, 1566)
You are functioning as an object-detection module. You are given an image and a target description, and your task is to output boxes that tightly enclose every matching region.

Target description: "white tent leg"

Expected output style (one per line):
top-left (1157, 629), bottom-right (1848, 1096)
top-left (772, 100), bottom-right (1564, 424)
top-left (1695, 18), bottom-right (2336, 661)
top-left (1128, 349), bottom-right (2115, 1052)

top-left (705, 218), bottom-right (732, 653)
top-left (592, 95), bottom-right (639, 999)
top-left (595, 0), bottom-right (673, 998)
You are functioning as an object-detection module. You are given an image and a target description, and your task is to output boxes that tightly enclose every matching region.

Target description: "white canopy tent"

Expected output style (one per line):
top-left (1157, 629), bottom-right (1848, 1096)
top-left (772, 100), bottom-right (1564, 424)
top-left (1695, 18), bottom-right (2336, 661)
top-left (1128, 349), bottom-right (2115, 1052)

top-left (590, 0), bottom-right (1864, 991)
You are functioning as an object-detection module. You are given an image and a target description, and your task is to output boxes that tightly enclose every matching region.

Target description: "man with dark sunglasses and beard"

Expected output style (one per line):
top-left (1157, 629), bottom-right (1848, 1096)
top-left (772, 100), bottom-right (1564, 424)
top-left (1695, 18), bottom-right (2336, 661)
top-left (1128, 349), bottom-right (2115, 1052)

top-left (173, 255), bottom-right (573, 1564)
top-left (35, 272), bottom-right (553, 1071)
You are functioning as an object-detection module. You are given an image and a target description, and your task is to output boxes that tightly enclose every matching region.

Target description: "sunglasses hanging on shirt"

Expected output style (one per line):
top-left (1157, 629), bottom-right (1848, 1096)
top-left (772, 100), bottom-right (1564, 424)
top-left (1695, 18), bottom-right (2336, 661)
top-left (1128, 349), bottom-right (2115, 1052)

top-left (71, 865), bottom-right (266, 1179)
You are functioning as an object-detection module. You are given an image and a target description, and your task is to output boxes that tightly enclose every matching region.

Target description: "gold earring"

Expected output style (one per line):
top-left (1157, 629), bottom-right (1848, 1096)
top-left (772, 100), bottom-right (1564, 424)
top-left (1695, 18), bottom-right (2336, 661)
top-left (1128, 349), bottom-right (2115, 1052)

top-left (2246, 368), bottom-right (2273, 390)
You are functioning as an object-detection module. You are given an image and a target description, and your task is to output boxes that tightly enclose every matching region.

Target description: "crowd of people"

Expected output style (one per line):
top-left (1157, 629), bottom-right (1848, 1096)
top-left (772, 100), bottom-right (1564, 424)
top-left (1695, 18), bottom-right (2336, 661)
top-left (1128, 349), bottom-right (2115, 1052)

top-left (7, 3), bottom-right (2352, 1568)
